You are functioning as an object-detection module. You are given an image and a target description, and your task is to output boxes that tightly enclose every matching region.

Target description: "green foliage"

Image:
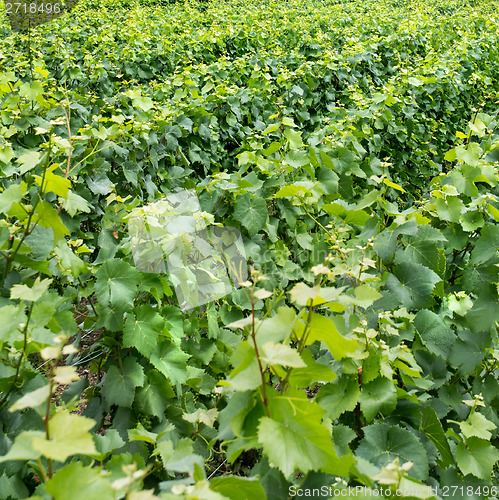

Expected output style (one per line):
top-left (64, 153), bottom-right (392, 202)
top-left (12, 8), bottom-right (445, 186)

top-left (0, 0), bottom-right (499, 496)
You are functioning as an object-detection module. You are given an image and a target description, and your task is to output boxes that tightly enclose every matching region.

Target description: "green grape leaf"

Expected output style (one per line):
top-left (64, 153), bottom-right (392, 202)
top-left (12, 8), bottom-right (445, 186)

top-left (383, 178), bottom-right (406, 192)
top-left (10, 385), bottom-right (50, 412)
top-left (414, 309), bottom-right (455, 360)
top-left (421, 406), bottom-right (455, 467)
top-left (323, 203), bottom-right (371, 225)
top-left (35, 169), bottom-right (71, 198)
top-left (356, 189), bottom-right (380, 210)
top-left (333, 424), bottom-right (357, 456)
top-left (0, 144), bottom-right (14, 165)
top-left (53, 241), bottom-right (88, 277)
top-left (329, 147), bottom-right (357, 175)
top-left (150, 340), bottom-right (190, 385)
top-left (19, 80), bottom-right (45, 100)
top-left (275, 183), bottom-right (312, 199)
top-left (459, 412), bottom-right (496, 441)
top-left (359, 377), bottom-right (397, 422)
top-left (348, 284), bottom-right (383, 309)
top-left (301, 312), bottom-right (357, 359)
top-left (101, 357), bottom-right (145, 407)
top-left (395, 238), bottom-right (444, 276)
top-left (255, 307), bottom-right (297, 349)
top-left (132, 96), bottom-right (154, 112)
top-left (135, 372), bottom-right (174, 418)
top-left (283, 128), bottom-right (303, 150)
top-left (32, 411), bottom-right (96, 461)
top-left (316, 377), bottom-right (360, 420)
top-left (448, 293), bottom-right (473, 316)
top-left (92, 429), bottom-right (125, 460)
top-left (455, 143), bottom-right (482, 167)
top-left (470, 224), bottom-right (499, 265)
top-left (0, 472), bottom-right (29, 499)
top-left (258, 400), bottom-right (352, 477)
top-left (87, 174), bottom-right (114, 195)
top-left (456, 437), bottom-right (499, 479)
top-left (157, 438), bottom-right (194, 471)
top-left (123, 305), bottom-right (165, 357)
top-left (184, 408), bottom-right (219, 428)
top-left (0, 183), bottom-right (23, 214)
top-left (260, 342), bottom-right (306, 368)
top-left (288, 283), bottom-right (345, 307)
top-left (0, 304), bottom-right (26, 344)
top-left (16, 151), bottom-right (41, 174)
top-left (35, 201), bottom-right (70, 243)
top-left (0, 431), bottom-right (45, 462)
top-left (289, 348), bottom-right (336, 388)
top-left (373, 220), bottom-right (418, 261)
top-left (60, 190), bottom-right (91, 217)
top-left (95, 259), bottom-right (141, 312)
top-left (356, 423), bottom-right (429, 480)
top-left (166, 452), bottom-right (205, 476)
top-left (10, 277), bottom-right (52, 302)
top-left (449, 330), bottom-right (490, 375)
top-left (209, 476), bottom-right (267, 500)
top-left (45, 462), bottom-right (115, 500)
top-left (128, 423), bottom-right (158, 444)
top-left (233, 194), bottom-right (268, 236)
top-left (25, 225), bottom-right (54, 260)
top-left (433, 197), bottom-right (465, 223)
top-left (465, 285), bottom-right (499, 332)
top-left (386, 262), bottom-right (440, 309)
top-left (460, 210), bottom-right (484, 232)
top-left (223, 341), bottom-right (262, 391)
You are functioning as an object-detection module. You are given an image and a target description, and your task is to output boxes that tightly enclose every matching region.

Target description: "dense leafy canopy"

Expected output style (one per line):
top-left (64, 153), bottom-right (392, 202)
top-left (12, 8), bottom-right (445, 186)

top-left (0, 0), bottom-right (499, 497)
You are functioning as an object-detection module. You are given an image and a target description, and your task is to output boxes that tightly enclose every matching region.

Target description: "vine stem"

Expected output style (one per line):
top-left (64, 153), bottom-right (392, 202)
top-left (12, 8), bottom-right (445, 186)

top-left (117, 349), bottom-right (124, 376)
top-left (69, 142), bottom-right (111, 176)
top-left (63, 104), bottom-right (73, 179)
top-left (250, 295), bottom-right (271, 418)
top-left (3, 144), bottom-right (51, 280)
top-left (270, 366), bottom-right (283, 387)
top-left (36, 458), bottom-right (49, 482)
top-left (298, 300), bottom-right (314, 354)
top-left (304, 208), bottom-right (357, 288)
top-left (280, 300), bottom-right (314, 391)
top-left (304, 208), bottom-right (334, 238)
top-left (44, 359), bottom-right (56, 479)
top-left (77, 277), bottom-right (99, 317)
top-left (0, 302), bottom-right (34, 410)
top-left (27, 20), bottom-right (33, 82)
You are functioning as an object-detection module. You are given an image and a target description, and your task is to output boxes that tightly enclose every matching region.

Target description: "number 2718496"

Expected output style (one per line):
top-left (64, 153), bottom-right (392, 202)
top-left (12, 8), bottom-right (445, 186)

top-left (441, 486), bottom-right (498, 497)
top-left (5, 2), bottom-right (61, 13)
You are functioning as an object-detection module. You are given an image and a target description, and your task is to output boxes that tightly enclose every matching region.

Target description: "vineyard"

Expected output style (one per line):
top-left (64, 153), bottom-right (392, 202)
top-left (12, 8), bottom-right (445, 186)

top-left (1, 0), bottom-right (499, 497)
